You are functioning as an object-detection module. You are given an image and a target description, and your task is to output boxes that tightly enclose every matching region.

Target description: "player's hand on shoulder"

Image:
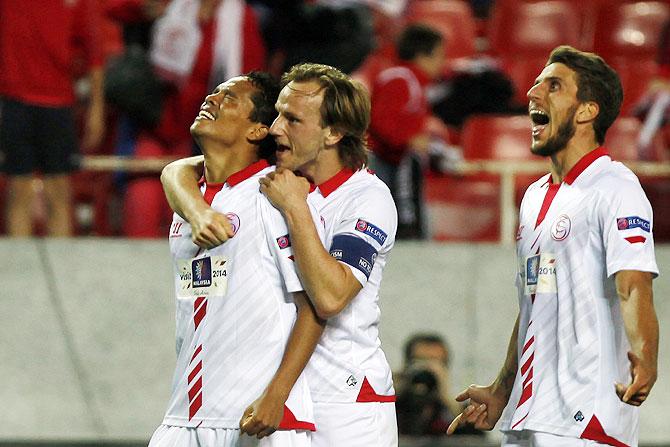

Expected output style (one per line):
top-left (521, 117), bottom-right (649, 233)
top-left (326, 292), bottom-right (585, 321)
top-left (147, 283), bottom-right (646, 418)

top-left (190, 207), bottom-right (235, 249)
top-left (239, 389), bottom-right (285, 439)
top-left (446, 383), bottom-right (506, 435)
top-left (615, 351), bottom-right (657, 406)
top-left (260, 168), bottom-right (310, 213)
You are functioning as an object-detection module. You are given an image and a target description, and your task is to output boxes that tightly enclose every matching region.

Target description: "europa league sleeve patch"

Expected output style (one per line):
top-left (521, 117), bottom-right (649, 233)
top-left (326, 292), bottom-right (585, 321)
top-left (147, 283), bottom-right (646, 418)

top-left (354, 219), bottom-right (388, 245)
top-left (276, 234), bottom-right (291, 249)
top-left (330, 234), bottom-right (378, 279)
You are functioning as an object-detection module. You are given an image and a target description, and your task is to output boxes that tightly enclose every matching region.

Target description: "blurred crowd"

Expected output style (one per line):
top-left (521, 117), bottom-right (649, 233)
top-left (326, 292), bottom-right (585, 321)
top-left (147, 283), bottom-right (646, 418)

top-left (0, 0), bottom-right (668, 240)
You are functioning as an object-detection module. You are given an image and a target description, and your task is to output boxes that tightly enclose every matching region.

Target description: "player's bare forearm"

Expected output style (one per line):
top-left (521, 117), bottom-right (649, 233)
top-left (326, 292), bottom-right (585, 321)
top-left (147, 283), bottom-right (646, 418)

top-left (260, 169), bottom-right (362, 317)
top-left (160, 156), bottom-right (205, 220)
top-left (283, 202), bottom-right (361, 318)
top-left (448, 315), bottom-right (518, 435)
top-left (494, 315), bottom-right (520, 398)
top-left (615, 270), bottom-right (658, 404)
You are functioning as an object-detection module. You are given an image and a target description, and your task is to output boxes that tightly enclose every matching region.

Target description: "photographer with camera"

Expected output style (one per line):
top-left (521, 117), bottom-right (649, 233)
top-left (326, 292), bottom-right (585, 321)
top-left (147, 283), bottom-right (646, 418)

top-left (396, 333), bottom-right (483, 436)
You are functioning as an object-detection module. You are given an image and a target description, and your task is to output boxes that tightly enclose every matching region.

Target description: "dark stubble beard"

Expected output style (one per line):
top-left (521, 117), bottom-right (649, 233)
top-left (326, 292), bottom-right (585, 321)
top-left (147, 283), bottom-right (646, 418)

top-left (531, 105), bottom-right (578, 157)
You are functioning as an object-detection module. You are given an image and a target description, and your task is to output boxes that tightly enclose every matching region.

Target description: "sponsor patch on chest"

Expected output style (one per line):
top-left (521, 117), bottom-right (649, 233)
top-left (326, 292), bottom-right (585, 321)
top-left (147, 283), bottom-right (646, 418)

top-left (177, 255), bottom-right (229, 297)
top-left (524, 252), bottom-right (557, 295)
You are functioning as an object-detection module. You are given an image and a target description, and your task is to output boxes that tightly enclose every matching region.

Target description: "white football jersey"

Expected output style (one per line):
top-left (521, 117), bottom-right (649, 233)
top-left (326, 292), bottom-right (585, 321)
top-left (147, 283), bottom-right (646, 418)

top-left (305, 168), bottom-right (398, 403)
top-left (500, 148), bottom-right (658, 446)
top-left (163, 160), bottom-right (319, 430)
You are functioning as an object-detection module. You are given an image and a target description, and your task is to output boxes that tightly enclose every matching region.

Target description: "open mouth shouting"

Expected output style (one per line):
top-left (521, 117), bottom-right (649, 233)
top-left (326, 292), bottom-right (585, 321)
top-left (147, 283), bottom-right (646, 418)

top-left (529, 108), bottom-right (549, 138)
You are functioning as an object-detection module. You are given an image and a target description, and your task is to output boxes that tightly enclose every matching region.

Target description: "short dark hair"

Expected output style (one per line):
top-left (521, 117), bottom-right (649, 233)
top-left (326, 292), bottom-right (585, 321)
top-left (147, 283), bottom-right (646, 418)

top-left (397, 24), bottom-right (443, 61)
top-left (282, 63), bottom-right (370, 170)
top-left (245, 71), bottom-right (280, 161)
top-left (403, 333), bottom-right (449, 367)
top-left (546, 46), bottom-right (623, 144)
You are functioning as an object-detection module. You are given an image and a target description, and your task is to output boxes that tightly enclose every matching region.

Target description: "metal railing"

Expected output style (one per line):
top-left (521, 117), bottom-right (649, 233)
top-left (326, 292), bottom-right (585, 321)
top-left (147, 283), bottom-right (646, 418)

top-left (80, 156), bottom-right (670, 244)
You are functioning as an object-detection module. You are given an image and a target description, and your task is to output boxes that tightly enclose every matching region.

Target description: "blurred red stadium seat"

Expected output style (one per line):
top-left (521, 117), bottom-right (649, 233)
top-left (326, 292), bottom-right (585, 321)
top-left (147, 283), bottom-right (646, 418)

top-left (604, 116), bottom-right (667, 161)
top-left (594, 1), bottom-right (670, 59)
top-left (405, 0), bottom-right (478, 63)
top-left (487, 0), bottom-right (601, 105)
top-left (71, 171), bottom-right (118, 236)
top-left (593, 1), bottom-right (670, 113)
top-left (488, 0), bottom-right (585, 57)
top-left (426, 115), bottom-right (543, 241)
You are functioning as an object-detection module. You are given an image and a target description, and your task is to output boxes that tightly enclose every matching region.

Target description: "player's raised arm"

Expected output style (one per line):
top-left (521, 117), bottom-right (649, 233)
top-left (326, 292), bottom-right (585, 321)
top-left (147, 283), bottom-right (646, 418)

top-left (161, 155), bottom-right (235, 248)
top-left (240, 292), bottom-right (326, 438)
top-left (260, 168), bottom-right (362, 319)
top-left (614, 270), bottom-right (659, 406)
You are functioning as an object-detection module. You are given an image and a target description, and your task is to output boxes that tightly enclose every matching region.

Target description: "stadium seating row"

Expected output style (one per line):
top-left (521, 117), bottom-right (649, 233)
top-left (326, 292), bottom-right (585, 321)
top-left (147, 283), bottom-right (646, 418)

top-left (406, 0), bottom-right (670, 111)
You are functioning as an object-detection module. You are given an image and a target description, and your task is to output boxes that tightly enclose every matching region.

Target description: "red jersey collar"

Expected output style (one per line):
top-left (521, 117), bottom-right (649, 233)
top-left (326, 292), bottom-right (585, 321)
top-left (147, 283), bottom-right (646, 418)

top-left (317, 168), bottom-right (355, 197)
top-left (198, 159), bottom-right (270, 187)
top-left (546, 147), bottom-right (609, 185)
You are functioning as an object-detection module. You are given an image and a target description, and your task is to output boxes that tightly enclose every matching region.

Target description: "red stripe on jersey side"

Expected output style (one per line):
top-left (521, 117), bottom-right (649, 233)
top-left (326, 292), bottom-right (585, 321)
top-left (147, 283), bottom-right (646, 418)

top-left (194, 297), bottom-right (207, 317)
top-left (522, 367), bottom-right (533, 388)
top-left (190, 344), bottom-right (203, 364)
top-left (580, 415), bottom-right (630, 447)
top-left (356, 377), bottom-right (396, 402)
top-left (521, 352), bottom-right (534, 376)
top-left (188, 360), bottom-right (202, 384)
top-left (511, 413), bottom-right (528, 430)
top-left (189, 392), bottom-right (202, 421)
top-left (535, 183), bottom-right (561, 229)
top-left (278, 405), bottom-right (316, 431)
top-left (188, 377), bottom-right (202, 402)
top-left (522, 336), bottom-right (535, 355)
top-left (625, 236), bottom-right (646, 244)
top-left (194, 299), bottom-right (208, 330)
top-left (517, 382), bottom-right (533, 407)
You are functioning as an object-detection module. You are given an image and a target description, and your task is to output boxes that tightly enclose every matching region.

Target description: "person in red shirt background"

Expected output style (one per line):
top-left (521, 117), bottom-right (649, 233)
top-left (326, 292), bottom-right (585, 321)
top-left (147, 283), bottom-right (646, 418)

top-left (0, 0), bottom-right (105, 236)
top-left (367, 24), bottom-right (451, 239)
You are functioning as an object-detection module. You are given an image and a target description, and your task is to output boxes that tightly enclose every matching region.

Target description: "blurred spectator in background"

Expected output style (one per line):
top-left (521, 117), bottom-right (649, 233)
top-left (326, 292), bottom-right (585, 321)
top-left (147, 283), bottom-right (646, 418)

top-left (367, 24), bottom-right (454, 239)
top-left (396, 333), bottom-right (483, 436)
top-left (111, 0), bottom-right (265, 238)
top-left (0, 0), bottom-right (105, 236)
top-left (252, 0), bottom-right (375, 77)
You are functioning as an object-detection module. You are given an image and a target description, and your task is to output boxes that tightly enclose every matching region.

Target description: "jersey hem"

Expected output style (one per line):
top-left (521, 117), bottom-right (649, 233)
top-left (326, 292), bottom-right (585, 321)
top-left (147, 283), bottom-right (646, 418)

top-left (162, 416), bottom-right (241, 428)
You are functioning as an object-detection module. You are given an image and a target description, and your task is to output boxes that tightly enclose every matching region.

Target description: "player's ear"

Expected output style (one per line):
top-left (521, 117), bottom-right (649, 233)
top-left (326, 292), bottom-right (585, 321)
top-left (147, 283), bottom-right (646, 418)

top-left (576, 101), bottom-right (599, 124)
top-left (248, 124), bottom-right (269, 143)
top-left (324, 127), bottom-right (344, 146)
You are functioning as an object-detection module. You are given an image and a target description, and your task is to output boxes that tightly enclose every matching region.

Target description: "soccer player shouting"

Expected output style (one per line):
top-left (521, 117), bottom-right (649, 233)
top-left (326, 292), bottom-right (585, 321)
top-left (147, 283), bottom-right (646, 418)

top-left (448, 46), bottom-right (659, 447)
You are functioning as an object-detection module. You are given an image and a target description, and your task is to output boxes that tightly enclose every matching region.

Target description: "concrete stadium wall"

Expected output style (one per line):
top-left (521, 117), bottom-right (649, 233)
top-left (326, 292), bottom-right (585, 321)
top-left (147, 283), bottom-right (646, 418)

top-left (0, 239), bottom-right (667, 443)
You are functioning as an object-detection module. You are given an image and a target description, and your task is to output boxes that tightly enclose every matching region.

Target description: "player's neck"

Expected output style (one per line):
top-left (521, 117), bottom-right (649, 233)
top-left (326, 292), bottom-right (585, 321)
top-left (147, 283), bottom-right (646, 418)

top-left (308, 145), bottom-right (346, 185)
top-left (202, 144), bottom-right (258, 184)
top-left (549, 133), bottom-right (599, 184)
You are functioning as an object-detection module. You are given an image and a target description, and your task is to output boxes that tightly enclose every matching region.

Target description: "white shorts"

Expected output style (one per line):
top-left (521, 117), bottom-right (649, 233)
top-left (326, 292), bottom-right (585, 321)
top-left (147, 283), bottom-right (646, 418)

top-left (311, 401), bottom-right (398, 447)
top-left (502, 430), bottom-right (603, 447)
top-left (149, 424), bottom-right (311, 447)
